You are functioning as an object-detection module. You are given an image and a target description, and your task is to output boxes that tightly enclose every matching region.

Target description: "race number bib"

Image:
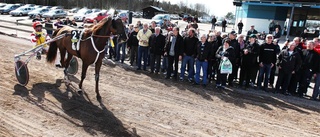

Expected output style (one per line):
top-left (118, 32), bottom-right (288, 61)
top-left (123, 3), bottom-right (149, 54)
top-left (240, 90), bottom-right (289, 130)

top-left (71, 30), bottom-right (80, 50)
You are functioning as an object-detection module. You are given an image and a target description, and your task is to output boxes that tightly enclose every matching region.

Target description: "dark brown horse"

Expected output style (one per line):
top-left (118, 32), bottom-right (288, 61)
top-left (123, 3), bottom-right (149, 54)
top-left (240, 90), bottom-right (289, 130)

top-left (46, 17), bottom-right (126, 100)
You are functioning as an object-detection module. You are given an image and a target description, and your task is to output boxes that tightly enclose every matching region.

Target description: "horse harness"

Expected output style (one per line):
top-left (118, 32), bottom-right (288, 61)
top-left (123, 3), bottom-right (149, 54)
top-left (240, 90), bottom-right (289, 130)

top-left (69, 29), bottom-right (114, 65)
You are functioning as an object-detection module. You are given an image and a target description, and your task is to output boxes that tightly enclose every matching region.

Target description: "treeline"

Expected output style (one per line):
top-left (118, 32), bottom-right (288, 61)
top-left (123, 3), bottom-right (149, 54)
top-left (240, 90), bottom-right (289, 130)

top-left (0, 0), bottom-right (209, 16)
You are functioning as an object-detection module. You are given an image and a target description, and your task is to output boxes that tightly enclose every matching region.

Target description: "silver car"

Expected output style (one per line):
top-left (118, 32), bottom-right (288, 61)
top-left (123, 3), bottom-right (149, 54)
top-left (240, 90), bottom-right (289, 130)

top-left (42, 9), bottom-right (67, 19)
top-left (28, 8), bottom-right (50, 18)
top-left (10, 7), bottom-right (35, 16)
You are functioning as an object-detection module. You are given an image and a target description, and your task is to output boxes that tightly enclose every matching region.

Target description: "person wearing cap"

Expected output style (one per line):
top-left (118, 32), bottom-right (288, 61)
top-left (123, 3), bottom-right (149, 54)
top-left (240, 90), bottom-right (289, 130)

top-left (223, 30), bottom-right (240, 87)
top-left (246, 25), bottom-right (258, 41)
top-left (215, 38), bottom-right (235, 89)
top-left (257, 34), bottom-right (277, 91)
top-left (239, 34), bottom-right (260, 89)
top-left (275, 42), bottom-right (302, 95)
top-left (269, 39), bottom-right (281, 89)
top-left (179, 28), bottom-right (198, 82)
top-left (127, 24), bottom-right (139, 66)
top-left (149, 27), bottom-right (166, 74)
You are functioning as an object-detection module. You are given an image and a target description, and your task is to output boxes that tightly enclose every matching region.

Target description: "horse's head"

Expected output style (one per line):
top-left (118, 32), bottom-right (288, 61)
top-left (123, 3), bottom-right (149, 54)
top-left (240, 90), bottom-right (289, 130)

top-left (111, 17), bottom-right (127, 42)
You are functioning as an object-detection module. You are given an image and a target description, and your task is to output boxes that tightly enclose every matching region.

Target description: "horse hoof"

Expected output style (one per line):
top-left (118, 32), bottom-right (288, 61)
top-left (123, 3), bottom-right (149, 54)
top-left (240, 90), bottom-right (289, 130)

top-left (78, 90), bottom-right (83, 95)
top-left (96, 95), bottom-right (101, 101)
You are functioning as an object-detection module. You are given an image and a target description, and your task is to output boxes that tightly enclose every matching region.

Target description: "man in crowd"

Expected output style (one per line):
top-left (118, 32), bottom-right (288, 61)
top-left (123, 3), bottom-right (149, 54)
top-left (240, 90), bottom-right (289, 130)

top-left (269, 20), bottom-right (275, 34)
top-left (257, 34), bottom-right (277, 91)
top-left (225, 31), bottom-right (240, 87)
top-left (222, 19), bottom-right (227, 32)
top-left (194, 34), bottom-right (211, 88)
top-left (275, 42), bottom-right (301, 95)
top-left (164, 27), bottom-right (183, 79)
top-left (246, 25), bottom-right (258, 41)
top-left (211, 16), bottom-right (217, 30)
top-left (237, 20), bottom-right (244, 34)
top-left (127, 25), bottom-right (139, 66)
top-left (180, 28), bottom-right (198, 82)
top-left (54, 18), bottom-right (64, 29)
top-left (137, 23), bottom-right (152, 70)
top-left (239, 34), bottom-right (260, 89)
top-left (149, 27), bottom-right (166, 74)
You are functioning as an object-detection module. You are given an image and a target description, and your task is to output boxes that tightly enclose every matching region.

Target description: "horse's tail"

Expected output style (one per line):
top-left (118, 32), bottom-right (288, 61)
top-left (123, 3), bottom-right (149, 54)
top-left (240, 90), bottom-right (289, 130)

top-left (46, 28), bottom-right (61, 63)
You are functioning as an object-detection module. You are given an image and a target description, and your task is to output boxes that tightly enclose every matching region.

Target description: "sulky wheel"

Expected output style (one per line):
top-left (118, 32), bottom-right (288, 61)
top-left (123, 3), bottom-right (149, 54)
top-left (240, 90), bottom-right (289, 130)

top-left (67, 57), bottom-right (78, 75)
top-left (15, 61), bottom-right (29, 86)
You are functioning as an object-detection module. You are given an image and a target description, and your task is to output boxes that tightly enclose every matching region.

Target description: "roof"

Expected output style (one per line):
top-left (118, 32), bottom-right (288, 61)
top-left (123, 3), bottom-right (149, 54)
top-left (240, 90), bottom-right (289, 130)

top-left (233, 0), bottom-right (320, 8)
top-left (142, 5), bottom-right (166, 13)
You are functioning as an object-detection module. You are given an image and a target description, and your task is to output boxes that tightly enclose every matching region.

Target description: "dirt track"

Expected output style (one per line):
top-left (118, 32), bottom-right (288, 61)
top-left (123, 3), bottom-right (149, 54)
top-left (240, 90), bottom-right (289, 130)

top-left (0, 34), bottom-right (319, 137)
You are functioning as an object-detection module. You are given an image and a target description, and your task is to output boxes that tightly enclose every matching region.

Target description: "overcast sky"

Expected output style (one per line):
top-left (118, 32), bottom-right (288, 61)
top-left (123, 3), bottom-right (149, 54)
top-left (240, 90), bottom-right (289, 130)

top-left (161, 0), bottom-right (235, 17)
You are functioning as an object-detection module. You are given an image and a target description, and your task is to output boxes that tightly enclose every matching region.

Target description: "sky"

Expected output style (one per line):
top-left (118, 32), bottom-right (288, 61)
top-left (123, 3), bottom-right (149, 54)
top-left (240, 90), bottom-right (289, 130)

top-left (161, 0), bottom-right (235, 17)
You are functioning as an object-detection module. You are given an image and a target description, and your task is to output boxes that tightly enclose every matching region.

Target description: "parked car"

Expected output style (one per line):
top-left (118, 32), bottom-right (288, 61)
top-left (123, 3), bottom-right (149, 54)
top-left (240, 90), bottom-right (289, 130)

top-left (85, 12), bottom-right (109, 23)
top-left (73, 8), bottom-right (93, 22)
top-left (42, 9), bottom-right (67, 19)
top-left (50, 6), bottom-right (63, 10)
top-left (0, 3), bottom-right (7, 8)
top-left (118, 11), bottom-right (128, 21)
top-left (10, 7), bottom-right (35, 16)
top-left (170, 14), bottom-right (181, 20)
top-left (28, 8), bottom-right (50, 18)
top-left (151, 14), bottom-right (171, 26)
top-left (0, 4), bottom-right (20, 14)
top-left (68, 7), bottom-right (79, 13)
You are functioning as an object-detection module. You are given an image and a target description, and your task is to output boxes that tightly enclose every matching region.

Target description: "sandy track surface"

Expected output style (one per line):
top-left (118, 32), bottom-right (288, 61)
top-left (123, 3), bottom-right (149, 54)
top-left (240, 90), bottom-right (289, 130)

top-left (0, 34), bottom-right (319, 137)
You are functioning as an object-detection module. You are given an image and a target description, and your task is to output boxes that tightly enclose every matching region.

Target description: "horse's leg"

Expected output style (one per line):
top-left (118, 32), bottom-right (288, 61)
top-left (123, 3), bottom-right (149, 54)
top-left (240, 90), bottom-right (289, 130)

top-left (64, 53), bottom-right (73, 85)
top-left (95, 59), bottom-right (102, 101)
top-left (78, 63), bottom-right (89, 95)
top-left (59, 47), bottom-right (66, 67)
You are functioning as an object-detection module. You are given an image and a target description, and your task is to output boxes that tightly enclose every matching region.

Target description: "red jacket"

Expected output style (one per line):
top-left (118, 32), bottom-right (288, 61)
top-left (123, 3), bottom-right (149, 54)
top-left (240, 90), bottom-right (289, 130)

top-left (314, 44), bottom-right (320, 55)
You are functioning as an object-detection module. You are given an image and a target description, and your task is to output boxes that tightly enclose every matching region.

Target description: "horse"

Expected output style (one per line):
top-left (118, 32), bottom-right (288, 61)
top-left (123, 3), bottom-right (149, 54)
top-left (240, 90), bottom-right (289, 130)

top-left (46, 17), bottom-right (126, 101)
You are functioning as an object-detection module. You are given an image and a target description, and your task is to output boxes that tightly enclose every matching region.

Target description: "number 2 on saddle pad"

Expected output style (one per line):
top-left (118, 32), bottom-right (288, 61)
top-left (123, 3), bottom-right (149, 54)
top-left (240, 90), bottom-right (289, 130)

top-left (71, 30), bottom-right (80, 50)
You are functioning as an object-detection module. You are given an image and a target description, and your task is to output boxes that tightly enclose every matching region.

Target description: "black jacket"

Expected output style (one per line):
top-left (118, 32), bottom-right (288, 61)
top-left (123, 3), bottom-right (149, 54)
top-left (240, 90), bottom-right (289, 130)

top-left (165, 34), bottom-right (183, 57)
top-left (182, 36), bottom-right (198, 57)
top-left (222, 20), bottom-right (227, 27)
top-left (44, 21), bottom-right (53, 35)
top-left (259, 42), bottom-right (277, 64)
top-left (300, 49), bottom-right (319, 74)
top-left (149, 34), bottom-right (166, 55)
top-left (196, 41), bottom-right (211, 61)
top-left (208, 40), bottom-right (220, 60)
top-left (127, 31), bottom-right (139, 48)
top-left (241, 42), bottom-right (260, 66)
top-left (237, 22), bottom-right (243, 29)
top-left (277, 49), bottom-right (302, 73)
top-left (216, 35), bottom-right (223, 46)
top-left (216, 46), bottom-right (235, 64)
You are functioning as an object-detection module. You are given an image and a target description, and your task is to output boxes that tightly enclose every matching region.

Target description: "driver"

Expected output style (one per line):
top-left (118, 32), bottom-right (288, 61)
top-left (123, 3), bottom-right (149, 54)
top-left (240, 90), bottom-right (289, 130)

top-left (31, 22), bottom-right (61, 67)
top-left (31, 21), bottom-right (51, 60)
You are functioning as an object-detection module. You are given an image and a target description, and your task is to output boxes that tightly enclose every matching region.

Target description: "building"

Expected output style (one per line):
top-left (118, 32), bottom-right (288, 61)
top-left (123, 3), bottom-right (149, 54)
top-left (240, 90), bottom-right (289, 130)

top-left (142, 6), bottom-right (167, 19)
top-left (233, 0), bottom-right (320, 38)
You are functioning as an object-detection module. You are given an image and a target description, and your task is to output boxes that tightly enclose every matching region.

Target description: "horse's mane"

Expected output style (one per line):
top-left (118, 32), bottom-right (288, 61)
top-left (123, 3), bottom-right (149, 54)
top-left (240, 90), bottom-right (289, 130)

top-left (84, 17), bottom-right (111, 37)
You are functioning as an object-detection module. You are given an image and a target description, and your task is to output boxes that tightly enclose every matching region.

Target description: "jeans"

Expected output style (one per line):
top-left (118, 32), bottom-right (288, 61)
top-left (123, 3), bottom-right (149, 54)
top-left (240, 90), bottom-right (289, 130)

top-left (211, 24), bottom-right (215, 30)
top-left (238, 29), bottom-right (242, 34)
top-left (180, 56), bottom-right (195, 80)
top-left (150, 53), bottom-right (161, 72)
top-left (269, 65), bottom-right (277, 86)
top-left (137, 46), bottom-right (149, 70)
top-left (195, 60), bottom-right (208, 85)
top-left (257, 63), bottom-right (272, 89)
top-left (222, 27), bottom-right (226, 32)
top-left (116, 42), bottom-right (126, 61)
top-left (161, 56), bottom-right (168, 71)
top-left (297, 69), bottom-right (312, 96)
top-left (312, 73), bottom-right (320, 99)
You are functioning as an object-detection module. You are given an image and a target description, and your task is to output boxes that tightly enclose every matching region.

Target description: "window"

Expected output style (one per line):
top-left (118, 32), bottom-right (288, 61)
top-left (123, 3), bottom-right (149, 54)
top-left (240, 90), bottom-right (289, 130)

top-left (293, 21), bottom-right (298, 27)
top-left (299, 20), bottom-right (305, 27)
